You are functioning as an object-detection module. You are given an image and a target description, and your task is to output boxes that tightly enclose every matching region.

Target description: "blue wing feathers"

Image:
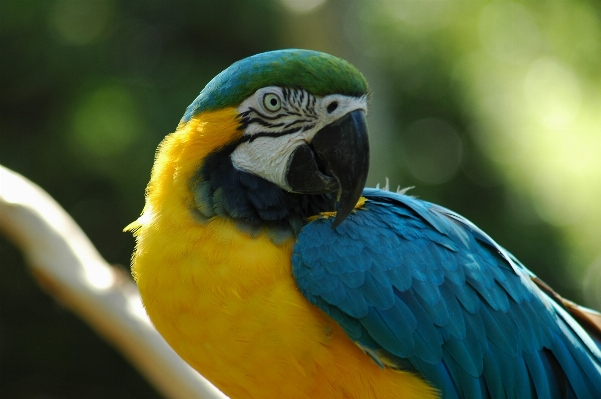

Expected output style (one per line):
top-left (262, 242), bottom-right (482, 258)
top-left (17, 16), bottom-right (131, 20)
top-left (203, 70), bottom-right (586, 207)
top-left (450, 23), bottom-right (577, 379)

top-left (444, 335), bottom-right (481, 377)
top-left (338, 270), bottom-right (366, 289)
top-left (552, 301), bottom-right (601, 361)
top-left (523, 350), bottom-right (553, 399)
top-left (482, 346), bottom-right (507, 398)
top-left (361, 273), bottom-right (396, 309)
top-left (513, 355), bottom-right (533, 398)
top-left (438, 284), bottom-right (467, 340)
top-left (442, 350), bottom-right (483, 399)
top-left (412, 358), bottom-right (461, 399)
top-left (400, 291), bottom-right (442, 343)
top-left (474, 278), bottom-right (510, 312)
top-left (318, 274), bottom-right (347, 305)
top-left (464, 311), bottom-right (487, 366)
top-left (412, 279), bottom-right (441, 306)
top-left (338, 286), bottom-right (369, 318)
top-left (550, 334), bottom-right (594, 398)
top-left (415, 291), bottom-right (449, 328)
top-left (384, 265), bottom-right (413, 292)
top-left (478, 305), bottom-right (516, 352)
top-left (448, 281), bottom-right (481, 314)
top-left (363, 307), bottom-right (415, 358)
top-left (442, 260), bottom-right (466, 286)
top-left (292, 189), bottom-right (601, 398)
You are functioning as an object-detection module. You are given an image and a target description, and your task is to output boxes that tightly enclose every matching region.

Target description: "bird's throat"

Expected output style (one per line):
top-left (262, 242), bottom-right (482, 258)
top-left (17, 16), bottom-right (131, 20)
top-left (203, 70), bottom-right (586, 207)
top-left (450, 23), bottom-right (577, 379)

top-left (192, 139), bottom-right (337, 242)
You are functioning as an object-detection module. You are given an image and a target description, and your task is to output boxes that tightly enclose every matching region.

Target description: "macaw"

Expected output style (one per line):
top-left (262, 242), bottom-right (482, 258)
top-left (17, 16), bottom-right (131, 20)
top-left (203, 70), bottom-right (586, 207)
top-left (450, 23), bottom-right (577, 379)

top-left (127, 49), bottom-right (601, 398)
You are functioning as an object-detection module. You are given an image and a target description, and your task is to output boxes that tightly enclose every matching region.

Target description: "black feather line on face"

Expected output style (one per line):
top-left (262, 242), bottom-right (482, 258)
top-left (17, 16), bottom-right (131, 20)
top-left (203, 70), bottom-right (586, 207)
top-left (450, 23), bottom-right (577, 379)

top-left (239, 127), bottom-right (303, 143)
top-left (284, 119), bottom-right (313, 129)
top-left (242, 117), bottom-right (286, 128)
top-left (237, 89), bottom-right (320, 141)
top-left (247, 107), bottom-right (282, 120)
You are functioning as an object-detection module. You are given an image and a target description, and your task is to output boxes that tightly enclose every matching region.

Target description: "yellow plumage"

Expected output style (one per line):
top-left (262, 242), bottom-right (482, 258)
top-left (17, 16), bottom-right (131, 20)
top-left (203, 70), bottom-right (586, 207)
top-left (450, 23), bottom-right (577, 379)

top-left (128, 108), bottom-right (438, 398)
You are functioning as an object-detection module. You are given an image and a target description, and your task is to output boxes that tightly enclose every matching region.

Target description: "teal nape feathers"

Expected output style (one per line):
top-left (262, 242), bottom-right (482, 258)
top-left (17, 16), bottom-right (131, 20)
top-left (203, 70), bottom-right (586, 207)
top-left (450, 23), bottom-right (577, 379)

top-left (129, 49), bottom-right (601, 399)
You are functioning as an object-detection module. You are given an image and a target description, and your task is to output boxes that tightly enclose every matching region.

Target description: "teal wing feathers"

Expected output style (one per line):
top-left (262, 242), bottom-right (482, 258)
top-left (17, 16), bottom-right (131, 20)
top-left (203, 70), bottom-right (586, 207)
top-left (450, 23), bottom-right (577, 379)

top-left (292, 188), bottom-right (601, 398)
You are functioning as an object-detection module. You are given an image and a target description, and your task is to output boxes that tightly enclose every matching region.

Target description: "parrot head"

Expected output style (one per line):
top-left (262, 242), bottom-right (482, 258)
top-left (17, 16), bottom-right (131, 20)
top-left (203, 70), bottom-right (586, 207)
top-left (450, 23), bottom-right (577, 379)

top-left (177, 50), bottom-right (370, 237)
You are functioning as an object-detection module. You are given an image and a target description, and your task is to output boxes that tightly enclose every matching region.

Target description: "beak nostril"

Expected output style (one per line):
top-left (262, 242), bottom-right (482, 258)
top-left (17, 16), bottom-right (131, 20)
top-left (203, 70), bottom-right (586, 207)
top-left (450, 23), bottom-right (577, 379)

top-left (326, 102), bottom-right (338, 114)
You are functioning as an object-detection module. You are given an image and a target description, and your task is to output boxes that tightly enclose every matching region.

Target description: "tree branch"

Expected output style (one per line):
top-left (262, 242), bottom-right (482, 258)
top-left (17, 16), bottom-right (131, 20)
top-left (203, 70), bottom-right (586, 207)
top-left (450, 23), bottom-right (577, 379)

top-left (0, 164), bottom-right (228, 399)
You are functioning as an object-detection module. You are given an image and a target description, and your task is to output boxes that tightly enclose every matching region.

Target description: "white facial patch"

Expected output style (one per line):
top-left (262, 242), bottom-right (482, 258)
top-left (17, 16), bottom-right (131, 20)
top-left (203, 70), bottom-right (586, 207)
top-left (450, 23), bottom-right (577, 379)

top-left (231, 86), bottom-right (367, 191)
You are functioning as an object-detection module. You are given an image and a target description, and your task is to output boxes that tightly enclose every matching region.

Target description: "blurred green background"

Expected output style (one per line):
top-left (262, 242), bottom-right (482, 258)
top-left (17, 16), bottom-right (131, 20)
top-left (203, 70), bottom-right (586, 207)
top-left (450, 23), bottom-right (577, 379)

top-left (2, 0), bottom-right (601, 397)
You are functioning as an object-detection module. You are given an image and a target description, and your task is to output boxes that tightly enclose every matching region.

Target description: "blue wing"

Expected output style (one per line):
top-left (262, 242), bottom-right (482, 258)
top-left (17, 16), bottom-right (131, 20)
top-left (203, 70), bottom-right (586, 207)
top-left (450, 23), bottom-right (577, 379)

top-left (292, 188), bottom-right (601, 398)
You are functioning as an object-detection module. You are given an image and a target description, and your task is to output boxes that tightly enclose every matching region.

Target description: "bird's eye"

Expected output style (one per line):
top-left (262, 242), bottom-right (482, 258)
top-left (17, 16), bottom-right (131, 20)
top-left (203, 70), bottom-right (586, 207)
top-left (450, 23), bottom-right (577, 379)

top-left (263, 93), bottom-right (281, 112)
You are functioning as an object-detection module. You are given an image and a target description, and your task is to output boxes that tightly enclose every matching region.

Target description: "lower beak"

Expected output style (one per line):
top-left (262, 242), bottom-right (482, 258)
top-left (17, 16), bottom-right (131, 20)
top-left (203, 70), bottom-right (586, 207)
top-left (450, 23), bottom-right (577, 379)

top-left (286, 109), bottom-right (369, 227)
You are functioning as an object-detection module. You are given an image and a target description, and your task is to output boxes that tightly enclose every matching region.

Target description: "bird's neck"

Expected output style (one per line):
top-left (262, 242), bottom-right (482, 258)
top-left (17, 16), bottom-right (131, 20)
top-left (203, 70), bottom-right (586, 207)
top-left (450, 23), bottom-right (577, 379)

top-left (144, 108), bottom-right (336, 243)
top-left (192, 141), bottom-right (336, 242)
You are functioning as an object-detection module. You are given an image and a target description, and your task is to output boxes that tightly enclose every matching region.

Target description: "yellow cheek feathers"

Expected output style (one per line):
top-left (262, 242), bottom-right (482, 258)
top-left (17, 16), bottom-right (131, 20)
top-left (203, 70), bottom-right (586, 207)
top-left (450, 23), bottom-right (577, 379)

top-left (148, 107), bottom-right (243, 213)
top-left (125, 107), bottom-right (242, 234)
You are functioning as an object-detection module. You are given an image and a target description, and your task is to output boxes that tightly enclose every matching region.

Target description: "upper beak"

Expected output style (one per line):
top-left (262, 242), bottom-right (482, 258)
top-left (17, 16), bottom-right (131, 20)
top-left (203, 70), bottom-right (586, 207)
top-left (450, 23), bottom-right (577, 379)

top-left (286, 109), bottom-right (369, 228)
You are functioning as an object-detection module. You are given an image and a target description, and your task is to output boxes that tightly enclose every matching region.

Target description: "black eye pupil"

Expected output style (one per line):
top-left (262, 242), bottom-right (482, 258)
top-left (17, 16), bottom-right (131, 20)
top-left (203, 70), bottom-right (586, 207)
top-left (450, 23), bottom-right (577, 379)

top-left (327, 102), bottom-right (338, 113)
top-left (270, 98), bottom-right (278, 106)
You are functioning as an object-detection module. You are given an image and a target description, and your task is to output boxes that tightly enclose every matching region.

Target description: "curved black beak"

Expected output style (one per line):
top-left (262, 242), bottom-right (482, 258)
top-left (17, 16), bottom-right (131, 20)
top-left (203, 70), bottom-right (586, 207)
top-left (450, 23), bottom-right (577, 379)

top-left (286, 109), bottom-right (369, 228)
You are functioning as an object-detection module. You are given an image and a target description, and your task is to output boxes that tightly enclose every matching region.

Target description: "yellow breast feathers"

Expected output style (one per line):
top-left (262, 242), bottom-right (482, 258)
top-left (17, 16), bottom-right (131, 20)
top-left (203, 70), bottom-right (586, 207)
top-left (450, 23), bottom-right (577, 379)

top-left (128, 108), bottom-right (437, 399)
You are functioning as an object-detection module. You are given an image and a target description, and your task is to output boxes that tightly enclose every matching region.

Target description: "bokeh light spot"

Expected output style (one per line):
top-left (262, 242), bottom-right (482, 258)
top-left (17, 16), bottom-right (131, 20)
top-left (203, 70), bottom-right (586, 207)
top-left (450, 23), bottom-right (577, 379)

top-left (524, 57), bottom-right (581, 128)
top-left (381, 0), bottom-right (457, 31)
top-left (51, 0), bottom-right (114, 45)
top-left (71, 85), bottom-right (141, 157)
top-left (583, 256), bottom-right (601, 311)
top-left (401, 118), bottom-right (463, 185)
top-left (531, 170), bottom-right (583, 226)
top-left (280, 0), bottom-right (327, 14)
top-left (479, 1), bottom-right (540, 65)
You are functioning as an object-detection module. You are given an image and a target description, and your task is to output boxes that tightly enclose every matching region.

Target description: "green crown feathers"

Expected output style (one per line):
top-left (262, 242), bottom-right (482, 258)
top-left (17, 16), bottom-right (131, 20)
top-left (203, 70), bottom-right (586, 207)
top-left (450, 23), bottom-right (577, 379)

top-left (182, 49), bottom-right (368, 122)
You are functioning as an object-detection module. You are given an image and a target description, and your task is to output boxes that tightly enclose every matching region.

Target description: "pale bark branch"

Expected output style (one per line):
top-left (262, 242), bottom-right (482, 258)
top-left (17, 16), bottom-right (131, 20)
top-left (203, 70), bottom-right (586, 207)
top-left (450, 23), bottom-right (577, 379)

top-left (0, 164), bottom-right (228, 399)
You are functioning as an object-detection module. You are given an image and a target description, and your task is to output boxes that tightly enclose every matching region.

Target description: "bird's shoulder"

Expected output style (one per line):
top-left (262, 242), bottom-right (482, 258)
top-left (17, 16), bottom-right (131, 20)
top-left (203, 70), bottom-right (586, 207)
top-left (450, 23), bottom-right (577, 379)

top-left (292, 188), bottom-right (601, 399)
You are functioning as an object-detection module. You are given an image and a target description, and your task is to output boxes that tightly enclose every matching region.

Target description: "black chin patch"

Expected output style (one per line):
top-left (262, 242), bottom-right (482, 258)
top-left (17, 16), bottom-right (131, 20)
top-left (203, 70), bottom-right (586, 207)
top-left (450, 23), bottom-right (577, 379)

top-left (191, 141), bottom-right (337, 239)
